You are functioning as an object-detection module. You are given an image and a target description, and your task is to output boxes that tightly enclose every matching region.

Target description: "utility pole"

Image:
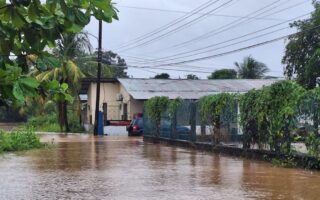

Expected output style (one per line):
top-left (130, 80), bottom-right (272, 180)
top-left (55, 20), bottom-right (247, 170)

top-left (94, 19), bottom-right (103, 135)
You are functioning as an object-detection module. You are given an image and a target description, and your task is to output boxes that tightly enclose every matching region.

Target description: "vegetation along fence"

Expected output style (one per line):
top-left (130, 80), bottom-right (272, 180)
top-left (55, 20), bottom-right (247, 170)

top-left (143, 80), bottom-right (320, 165)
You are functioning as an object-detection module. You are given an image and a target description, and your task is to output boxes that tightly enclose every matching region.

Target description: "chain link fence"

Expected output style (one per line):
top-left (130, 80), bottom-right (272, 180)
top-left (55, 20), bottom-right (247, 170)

top-left (143, 100), bottom-right (241, 146)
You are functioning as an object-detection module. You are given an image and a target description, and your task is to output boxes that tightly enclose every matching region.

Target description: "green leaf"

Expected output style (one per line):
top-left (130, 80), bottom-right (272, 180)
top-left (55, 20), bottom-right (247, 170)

top-left (0, 0), bottom-right (5, 6)
top-left (74, 9), bottom-right (89, 25)
top-left (61, 83), bottom-right (68, 91)
top-left (28, 2), bottom-right (39, 21)
top-left (66, 23), bottom-right (82, 33)
top-left (12, 82), bottom-right (25, 103)
top-left (19, 77), bottom-right (40, 89)
top-left (46, 56), bottom-right (61, 68)
top-left (12, 10), bottom-right (25, 28)
top-left (64, 93), bottom-right (74, 103)
top-left (91, 0), bottom-right (111, 12)
top-left (48, 80), bottom-right (59, 89)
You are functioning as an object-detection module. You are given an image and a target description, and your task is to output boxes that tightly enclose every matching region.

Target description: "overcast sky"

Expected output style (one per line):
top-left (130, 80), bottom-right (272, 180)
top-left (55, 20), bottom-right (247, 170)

top-left (85, 0), bottom-right (314, 79)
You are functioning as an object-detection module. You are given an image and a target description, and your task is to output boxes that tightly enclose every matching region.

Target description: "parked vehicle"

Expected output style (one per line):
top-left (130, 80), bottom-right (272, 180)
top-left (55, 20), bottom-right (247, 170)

top-left (159, 120), bottom-right (190, 137)
top-left (127, 114), bottom-right (144, 136)
top-left (126, 114), bottom-right (190, 137)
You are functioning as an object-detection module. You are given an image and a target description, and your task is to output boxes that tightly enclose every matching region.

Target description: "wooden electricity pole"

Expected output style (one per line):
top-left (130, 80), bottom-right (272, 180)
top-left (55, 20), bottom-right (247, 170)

top-left (94, 19), bottom-right (103, 135)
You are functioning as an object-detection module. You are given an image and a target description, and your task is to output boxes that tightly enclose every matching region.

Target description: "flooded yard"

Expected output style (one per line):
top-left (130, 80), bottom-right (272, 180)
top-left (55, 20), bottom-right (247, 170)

top-left (0, 134), bottom-right (319, 199)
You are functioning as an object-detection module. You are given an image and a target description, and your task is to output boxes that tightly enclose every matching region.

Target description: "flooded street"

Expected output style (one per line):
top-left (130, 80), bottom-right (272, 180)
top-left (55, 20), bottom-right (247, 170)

top-left (0, 134), bottom-right (320, 199)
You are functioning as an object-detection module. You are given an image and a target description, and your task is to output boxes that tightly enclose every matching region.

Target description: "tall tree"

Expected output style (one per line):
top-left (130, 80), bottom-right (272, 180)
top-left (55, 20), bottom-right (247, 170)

top-left (208, 69), bottom-right (237, 79)
top-left (36, 32), bottom-right (91, 132)
top-left (0, 0), bottom-right (118, 108)
top-left (154, 73), bottom-right (170, 79)
top-left (235, 56), bottom-right (269, 79)
top-left (283, 1), bottom-right (320, 89)
top-left (77, 50), bottom-right (128, 78)
top-left (186, 74), bottom-right (199, 80)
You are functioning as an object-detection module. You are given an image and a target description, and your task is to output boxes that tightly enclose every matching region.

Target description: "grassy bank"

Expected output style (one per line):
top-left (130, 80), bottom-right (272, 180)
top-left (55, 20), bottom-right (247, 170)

top-left (26, 113), bottom-right (85, 133)
top-left (0, 128), bottom-right (43, 152)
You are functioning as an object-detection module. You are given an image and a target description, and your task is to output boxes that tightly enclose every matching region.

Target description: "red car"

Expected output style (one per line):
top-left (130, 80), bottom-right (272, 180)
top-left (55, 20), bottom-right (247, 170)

top-left (126, 113), bottom-right (143, 136)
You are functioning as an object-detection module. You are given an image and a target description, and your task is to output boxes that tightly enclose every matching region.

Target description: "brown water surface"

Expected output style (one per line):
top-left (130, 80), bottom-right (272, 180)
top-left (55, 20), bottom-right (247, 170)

top-left (0, 134), bottom-right (320, 200)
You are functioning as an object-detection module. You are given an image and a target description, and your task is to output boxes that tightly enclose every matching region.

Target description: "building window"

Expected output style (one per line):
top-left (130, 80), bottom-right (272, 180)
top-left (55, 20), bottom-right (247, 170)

top-left (122, 103), bottom-right (128, 120)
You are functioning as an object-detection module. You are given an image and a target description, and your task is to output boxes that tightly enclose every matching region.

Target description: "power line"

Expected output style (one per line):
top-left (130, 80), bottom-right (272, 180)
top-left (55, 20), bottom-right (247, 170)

top-left (128, 64), bottom-right (283, 74)
top-left (117, 0), bottom-right (233, 52)
top-left (127, 59), bottom-right (220, 71)
top-left (127, 65), bottom-right (213, 73)
top-left (118, 5), bottom-right (285, 21)
top-left (123, 54), bottom-right (223, 70)
top-left (116, 0), bottom-right (235, 52)
top-left (113, 0), bottom-right (222, 50)
top-left (132, 67), bottom-right (158, 74)
top-left (133, 12), bottom-right (311, 65)
top-left (168, 0), bottom-right (307, 50)
top-left (134, 23), bottom-right (320, 67)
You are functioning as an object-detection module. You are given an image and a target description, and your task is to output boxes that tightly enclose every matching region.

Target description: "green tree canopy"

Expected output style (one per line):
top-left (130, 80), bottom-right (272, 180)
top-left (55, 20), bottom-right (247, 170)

top-left (283, 1), bottom-right (320, 89)
top-left (0, 0), bottom-right (118, 107)
top-left (77, 50), bottom-right (128, 78)
top-left (208, 69), bottom-right (237, 79)
top-left (35, 32), bottom-right (91, 132)
top-left (186, 74), bottom-right (199, 80)
top-left (154, 73), bottom-right (170, 79)
top-left (235, 56), bottom-right (269, 79)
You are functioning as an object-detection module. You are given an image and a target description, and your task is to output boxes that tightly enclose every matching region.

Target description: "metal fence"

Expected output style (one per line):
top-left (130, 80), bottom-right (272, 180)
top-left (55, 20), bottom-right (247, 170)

top-left (143, 96), bottom-right (320, 158)
top-left (143, 100), bottom-right (241, 146)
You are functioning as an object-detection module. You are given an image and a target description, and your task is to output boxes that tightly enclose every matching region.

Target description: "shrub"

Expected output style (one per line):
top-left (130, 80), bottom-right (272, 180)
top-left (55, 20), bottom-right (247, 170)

top-left (26, 111), bottom-right (84, 133)
top-left (145, 96), bottom-right (170, 137)
top-left (239, 80), bottom-right (306, 154)
top-left (0, 128), bottom-right (42, 152)
top-left (198, 93), bottom-right (237, 144)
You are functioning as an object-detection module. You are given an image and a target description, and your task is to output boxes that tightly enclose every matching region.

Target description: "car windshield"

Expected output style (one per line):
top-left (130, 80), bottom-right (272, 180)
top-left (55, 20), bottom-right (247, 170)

top-left (134, 118), bottom-right (143, 127)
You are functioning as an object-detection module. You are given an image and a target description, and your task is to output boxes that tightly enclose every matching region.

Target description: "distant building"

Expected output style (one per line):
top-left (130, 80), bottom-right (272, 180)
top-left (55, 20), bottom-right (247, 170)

top-left (80, 78), bottom-right (278, 127)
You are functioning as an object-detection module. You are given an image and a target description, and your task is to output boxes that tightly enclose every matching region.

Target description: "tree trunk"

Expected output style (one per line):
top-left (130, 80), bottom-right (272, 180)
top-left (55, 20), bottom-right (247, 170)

top-left (63, 101), bottom-right (70, 132)
top-left (57, 100), bottom-right (70, 133)
top-left (57, 102), bottom-right (64, 132)
top-left (214, 120), bottom-right (221, 145)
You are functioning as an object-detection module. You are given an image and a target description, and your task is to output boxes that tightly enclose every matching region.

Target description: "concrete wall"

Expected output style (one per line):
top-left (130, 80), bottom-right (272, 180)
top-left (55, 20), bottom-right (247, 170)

top-left (86, 82), bottom-right (145, 124)
top-left (120, 84), bottom-right (144, 120)
top-left (87, 82), bottom-right (121, 124)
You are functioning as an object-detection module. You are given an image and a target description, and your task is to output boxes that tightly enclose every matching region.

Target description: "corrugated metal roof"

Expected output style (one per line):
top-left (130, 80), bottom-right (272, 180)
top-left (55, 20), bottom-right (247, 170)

top-left (118, 78), bottom-right (279, 100)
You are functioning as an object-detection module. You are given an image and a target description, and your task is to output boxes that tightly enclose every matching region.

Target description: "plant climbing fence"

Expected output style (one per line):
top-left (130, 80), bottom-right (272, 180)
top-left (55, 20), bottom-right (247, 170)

top-left (143, 81), bottom-right (320, 159)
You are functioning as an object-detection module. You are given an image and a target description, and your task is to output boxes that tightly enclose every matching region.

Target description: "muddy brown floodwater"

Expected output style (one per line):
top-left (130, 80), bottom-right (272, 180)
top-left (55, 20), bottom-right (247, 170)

top-left (0, 134), bottom-right (320, 200)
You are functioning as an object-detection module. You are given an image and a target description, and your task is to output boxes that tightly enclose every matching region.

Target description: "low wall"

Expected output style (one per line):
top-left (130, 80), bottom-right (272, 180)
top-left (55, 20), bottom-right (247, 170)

top-left (143, 135), bottom-right (320, 170)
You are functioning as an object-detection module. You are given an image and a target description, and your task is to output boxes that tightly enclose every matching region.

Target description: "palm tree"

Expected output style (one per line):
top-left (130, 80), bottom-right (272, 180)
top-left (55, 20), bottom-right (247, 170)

top-left (235, 56), bottom-right (269, 79)
top-left (75, 50), bottom-right (128, 78)
top-left (36, 32), bottom-right (92, 132)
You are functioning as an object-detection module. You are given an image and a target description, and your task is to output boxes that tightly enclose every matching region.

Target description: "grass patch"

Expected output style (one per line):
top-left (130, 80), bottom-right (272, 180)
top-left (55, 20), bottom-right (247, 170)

top-left (26, 112), bottom-right (85, 133)
top-left (0, 128), bottom-right (43, 152)
top-left (271, 156), bottom-right (297, 168)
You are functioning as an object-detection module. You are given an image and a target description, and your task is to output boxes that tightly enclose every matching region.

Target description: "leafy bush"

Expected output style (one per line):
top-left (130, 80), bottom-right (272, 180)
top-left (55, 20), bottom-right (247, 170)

top-left (0, 128), bottom-right (42, 152)
top-left (198, 93), bottom-right (237, 144)
top-left (305, 133), bottom-right (320, 157)
top-left (145, 96), bottom-right (170, 137)
top-left (145, 97), bottom-right (186, 137)
top-left (26, 111), bottom-right (84, 133)
top-left (240, 81), bottom-right (305, 154)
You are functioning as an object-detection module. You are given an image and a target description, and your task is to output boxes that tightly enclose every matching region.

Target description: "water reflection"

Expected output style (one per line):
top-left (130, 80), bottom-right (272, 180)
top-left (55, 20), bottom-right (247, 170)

top-left (0, 134), bottom-right (319, 199)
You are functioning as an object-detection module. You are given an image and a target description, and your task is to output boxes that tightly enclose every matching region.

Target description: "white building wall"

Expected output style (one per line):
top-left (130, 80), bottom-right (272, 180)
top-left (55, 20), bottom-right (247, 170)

top-left (87, 82), bottom-right (121, 124)
top-left (86, 82), bottom-right (145, 124)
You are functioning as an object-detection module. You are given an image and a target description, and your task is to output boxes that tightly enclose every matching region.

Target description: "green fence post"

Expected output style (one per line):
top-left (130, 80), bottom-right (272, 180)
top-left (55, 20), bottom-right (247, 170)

top-left (171, 110), bottom-right (177, 140)
top-left (190, 102), bottom-right (196, 142)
